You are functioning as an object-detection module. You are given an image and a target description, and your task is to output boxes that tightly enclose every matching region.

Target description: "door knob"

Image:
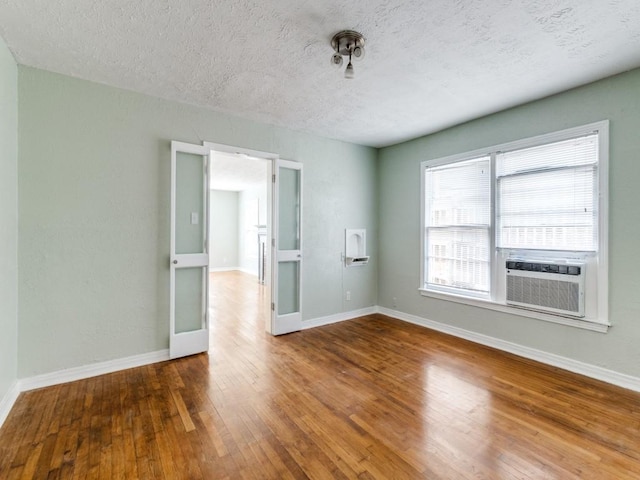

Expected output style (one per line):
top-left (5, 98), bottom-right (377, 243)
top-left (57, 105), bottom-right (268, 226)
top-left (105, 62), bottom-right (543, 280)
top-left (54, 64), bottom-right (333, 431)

top-left (173, 260), bottom-right (178, 265)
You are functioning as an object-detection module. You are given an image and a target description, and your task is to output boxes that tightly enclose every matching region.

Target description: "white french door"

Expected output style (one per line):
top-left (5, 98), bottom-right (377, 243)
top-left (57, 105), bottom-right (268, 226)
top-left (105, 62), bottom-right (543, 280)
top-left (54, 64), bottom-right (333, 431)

top-left (271, 159), bottom-right (303, 335)
top-left (169, 141), bottom-right (210, 359)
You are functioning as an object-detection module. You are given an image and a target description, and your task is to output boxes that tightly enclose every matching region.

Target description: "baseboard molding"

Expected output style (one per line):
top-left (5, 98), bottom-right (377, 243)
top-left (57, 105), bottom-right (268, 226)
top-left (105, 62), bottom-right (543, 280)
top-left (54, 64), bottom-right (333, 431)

top-left (7, 304), bottom-right (639, 428)
top-left (0, 380), bottom-right (20, 429)
top-left (378, 307), bottom-right (640, 393)
top-left (209, 267), bottom-right (258, 277)
top-left (19, 349), bottom-right (170, 392)
top-left (303, 306), bottom-right (377, 330)
top-left (237, 267), bottom-right (258, 276)
top-left (13, 306), bottom-right (374, 394)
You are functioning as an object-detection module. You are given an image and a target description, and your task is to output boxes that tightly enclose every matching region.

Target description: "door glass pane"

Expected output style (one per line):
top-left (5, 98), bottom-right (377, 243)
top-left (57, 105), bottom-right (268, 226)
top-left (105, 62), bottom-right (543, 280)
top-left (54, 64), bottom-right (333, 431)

top-left (278, 167), bottom-right (300, 250)
top-left (176, 152), bottom-right (205, 254)
top-left (278, 261), bottom-right (300, 315)
top-left (175, 267), bottom-right (205, 333)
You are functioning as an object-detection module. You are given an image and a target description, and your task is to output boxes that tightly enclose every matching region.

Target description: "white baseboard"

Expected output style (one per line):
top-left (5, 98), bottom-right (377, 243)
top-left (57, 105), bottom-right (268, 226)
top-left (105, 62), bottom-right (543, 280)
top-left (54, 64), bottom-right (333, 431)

top-left (303, 306), bottom-right (377, 330)
top-left (0, 380), bottom-right (20, 429)
top-left (378, 306), bottom-right (640, 393)
top-left (237, 267), bottom-right (258, 276)
top-left (19, 349), bottom-right (170, 392)
top-left (209, 267), bottom-right (258, 277)
top-left (13, 308), bottom-right (374, 395)
top-left (6, 305), bottom-right (638, 431)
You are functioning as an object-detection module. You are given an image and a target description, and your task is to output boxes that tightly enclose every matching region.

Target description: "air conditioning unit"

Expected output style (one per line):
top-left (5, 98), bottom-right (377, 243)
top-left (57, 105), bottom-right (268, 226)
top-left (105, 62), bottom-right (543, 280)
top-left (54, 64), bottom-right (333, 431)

top-left (506, 260), bottom-right (585, 317)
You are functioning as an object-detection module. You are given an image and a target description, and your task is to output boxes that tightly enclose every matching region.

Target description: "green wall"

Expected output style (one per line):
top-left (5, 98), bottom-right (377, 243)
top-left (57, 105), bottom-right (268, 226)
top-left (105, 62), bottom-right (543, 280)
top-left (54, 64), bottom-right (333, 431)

top-left (378, 67), bottom-right (640, 377)
top-left (0, 38), bottom-right (18, 403)
top-left (16, 58), bottom-right (640, 383)
top-left (18, 67), bottom-right (378, 377)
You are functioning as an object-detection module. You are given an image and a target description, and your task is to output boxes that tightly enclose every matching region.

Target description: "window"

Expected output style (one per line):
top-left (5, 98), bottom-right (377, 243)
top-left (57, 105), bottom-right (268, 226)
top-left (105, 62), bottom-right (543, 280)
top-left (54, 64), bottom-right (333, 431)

top-left (496, 134), bottom-right (598, 252)
top-left (421, 122), bottom-right (608, 330)
top-left (425, 157), bottom-right (490, 294)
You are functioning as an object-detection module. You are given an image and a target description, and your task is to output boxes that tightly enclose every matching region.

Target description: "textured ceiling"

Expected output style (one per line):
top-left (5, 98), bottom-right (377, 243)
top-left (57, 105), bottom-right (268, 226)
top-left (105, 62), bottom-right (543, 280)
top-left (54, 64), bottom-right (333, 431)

top-left (210, 152), bottom-right (268, 192)
top-left (2, 0), bottom-right (640, 147)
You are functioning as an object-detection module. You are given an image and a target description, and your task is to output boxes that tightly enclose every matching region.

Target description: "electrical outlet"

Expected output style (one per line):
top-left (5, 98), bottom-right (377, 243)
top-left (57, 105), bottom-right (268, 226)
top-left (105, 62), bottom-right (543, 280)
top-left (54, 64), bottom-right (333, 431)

top-left (346, 291), bottom-right (351, 301)
top-left (392, 297), bottom-right (397, 308)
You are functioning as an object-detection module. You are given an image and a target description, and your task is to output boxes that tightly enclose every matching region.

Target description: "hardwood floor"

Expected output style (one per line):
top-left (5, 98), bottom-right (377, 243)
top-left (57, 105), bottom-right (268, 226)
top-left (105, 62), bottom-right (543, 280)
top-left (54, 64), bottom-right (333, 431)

top-left (1, 270), bottom-right (640, 479)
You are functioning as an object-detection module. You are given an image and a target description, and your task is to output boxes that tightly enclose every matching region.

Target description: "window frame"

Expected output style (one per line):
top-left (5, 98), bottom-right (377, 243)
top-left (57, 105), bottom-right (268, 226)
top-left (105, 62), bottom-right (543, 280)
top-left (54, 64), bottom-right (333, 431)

top-left (419, 121), bottom-right (609, 332)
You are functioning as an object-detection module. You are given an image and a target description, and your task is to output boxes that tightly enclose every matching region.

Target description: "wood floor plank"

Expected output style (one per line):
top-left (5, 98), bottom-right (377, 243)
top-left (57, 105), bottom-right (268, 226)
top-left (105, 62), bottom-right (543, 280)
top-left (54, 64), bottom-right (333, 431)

top-left (2, 270), bottom-right (640, 479)
top-left (169, 389), bottom-right (196, 433)
top-left (12, 441), bottom-right (43, 479)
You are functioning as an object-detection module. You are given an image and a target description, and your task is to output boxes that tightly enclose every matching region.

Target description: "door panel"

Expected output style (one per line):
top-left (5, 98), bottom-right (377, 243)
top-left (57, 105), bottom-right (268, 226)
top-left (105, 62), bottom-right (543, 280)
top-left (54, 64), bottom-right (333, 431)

top-left (170, 141), bottom-right (210, 358)
top-left (175, 151), bottom-right (206, 254)
top-left (272, 159), bottom-right (303, 335)
top-left (278, 166), bottom-right (301, 251)
top-left (174, 267), bottom-right (206, 333)
top-left (277, 261), bottom-right (300, 316)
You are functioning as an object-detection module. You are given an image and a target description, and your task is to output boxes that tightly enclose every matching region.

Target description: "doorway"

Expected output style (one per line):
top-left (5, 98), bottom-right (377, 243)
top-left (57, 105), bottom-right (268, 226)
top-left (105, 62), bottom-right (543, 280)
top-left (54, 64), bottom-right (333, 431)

top-left (207, 147), bottom-right (272, 333)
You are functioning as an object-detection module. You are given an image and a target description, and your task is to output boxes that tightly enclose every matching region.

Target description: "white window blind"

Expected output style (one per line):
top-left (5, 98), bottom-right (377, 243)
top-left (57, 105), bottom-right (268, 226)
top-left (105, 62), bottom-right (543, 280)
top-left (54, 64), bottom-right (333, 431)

top-left (425, 157), bottom-right (491, 293)
top-left (497, 134), bottom-right (598, 251)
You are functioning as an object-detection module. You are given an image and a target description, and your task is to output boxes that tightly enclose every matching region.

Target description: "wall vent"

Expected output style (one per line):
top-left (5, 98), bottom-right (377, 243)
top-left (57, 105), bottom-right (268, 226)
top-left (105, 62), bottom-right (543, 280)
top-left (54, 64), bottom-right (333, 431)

top-left (506, 260), bottom-right (585, 317)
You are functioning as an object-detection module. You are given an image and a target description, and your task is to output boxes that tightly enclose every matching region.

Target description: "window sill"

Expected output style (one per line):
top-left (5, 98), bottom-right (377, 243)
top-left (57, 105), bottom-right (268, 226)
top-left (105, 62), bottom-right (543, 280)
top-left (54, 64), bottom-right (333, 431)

top-left (418, 288), bottom-right (610, 333)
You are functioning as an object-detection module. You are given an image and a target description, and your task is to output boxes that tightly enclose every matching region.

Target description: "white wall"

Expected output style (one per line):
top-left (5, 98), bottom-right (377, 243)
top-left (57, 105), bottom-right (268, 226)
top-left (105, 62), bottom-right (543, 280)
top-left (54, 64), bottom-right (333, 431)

top-left (0, 37), bottom-right (19, 415)
top-left (238, 183), bottom-right (267, 276)
top-left (209, 190), bottom-right (239, 270)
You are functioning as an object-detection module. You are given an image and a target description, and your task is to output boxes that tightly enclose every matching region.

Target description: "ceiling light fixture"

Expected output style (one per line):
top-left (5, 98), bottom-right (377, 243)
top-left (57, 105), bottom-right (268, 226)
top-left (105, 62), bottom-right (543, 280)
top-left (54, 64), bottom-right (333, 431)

top-left (330, 30), bottom-right (365, 79)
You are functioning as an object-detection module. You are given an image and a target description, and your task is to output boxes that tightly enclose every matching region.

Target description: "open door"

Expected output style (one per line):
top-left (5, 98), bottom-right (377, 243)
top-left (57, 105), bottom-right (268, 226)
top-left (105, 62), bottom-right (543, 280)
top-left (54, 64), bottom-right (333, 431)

top-left (271, 159), bottom-right (303, 335)
top-left (169, 141), bottom-right (210, 359)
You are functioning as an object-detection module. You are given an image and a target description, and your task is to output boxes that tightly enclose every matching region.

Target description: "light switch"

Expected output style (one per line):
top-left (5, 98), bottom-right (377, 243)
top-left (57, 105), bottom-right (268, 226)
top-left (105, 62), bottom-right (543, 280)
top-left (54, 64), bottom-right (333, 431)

top-left (191, 212), bottom-right (199, 225)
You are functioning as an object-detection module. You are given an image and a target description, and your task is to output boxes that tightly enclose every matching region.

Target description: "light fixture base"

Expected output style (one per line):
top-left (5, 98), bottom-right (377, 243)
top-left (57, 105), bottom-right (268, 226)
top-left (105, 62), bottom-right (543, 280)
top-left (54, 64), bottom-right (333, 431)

top-left (331, 30), bottom-right (365, 56)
